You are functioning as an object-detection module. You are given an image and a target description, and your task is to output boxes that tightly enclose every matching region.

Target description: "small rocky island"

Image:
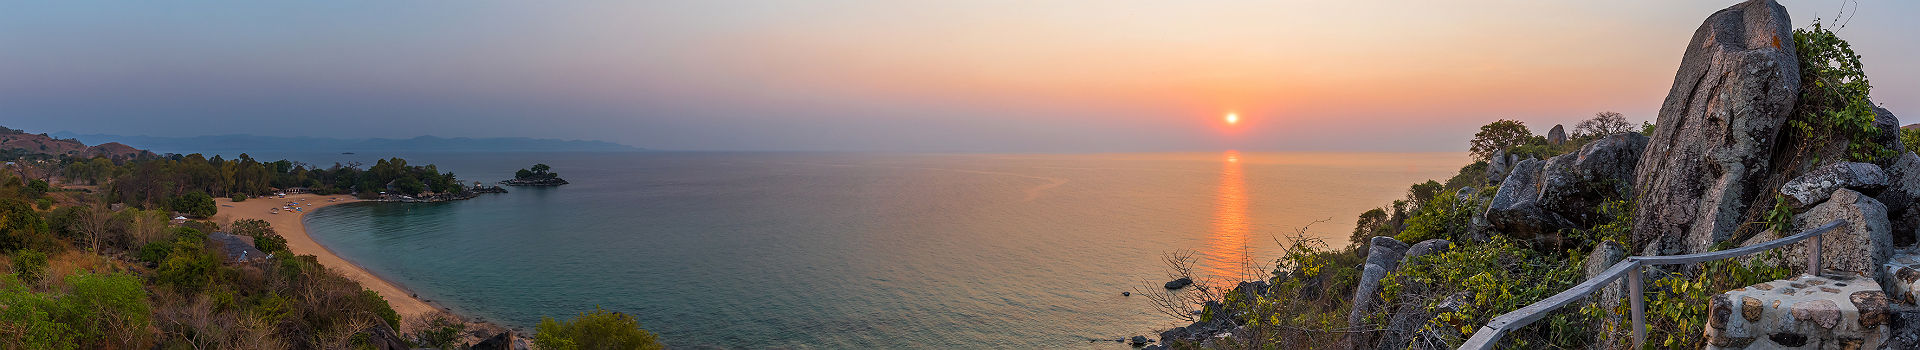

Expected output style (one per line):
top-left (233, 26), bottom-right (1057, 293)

top-left (501, 163), bottom-right (570, 186)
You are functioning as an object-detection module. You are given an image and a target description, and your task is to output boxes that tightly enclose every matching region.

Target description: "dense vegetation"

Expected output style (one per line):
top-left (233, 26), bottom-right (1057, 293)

top-left (98, 155), bottom-right (467, 210)
top-left (514, 163), bottom-right (560, 181)
top-left (1, 139), bottom-right (662, 348)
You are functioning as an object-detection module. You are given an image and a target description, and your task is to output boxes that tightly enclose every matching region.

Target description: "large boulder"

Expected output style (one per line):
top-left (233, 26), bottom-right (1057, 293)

top-left (1583, 241), bottom-right (1629, 344)
top-left (1784, 189), bottom-right (1892, 275)
top-left (1878, 148), bottom-right (1920, 246)
top-left (1485, 159), bottom-right (1573, 240)
top-left (472, 332), bottom-right (512, 350)
top-left (1368, 239), bottom-right (1452, 350)
top-left (1632, 0), bottom-right (1801, 255)
top-left (1486, 133), bottom-right (1647, 243)
top-left (1547, 124), bottom-right (1568, 145)
top-left (1347, 237), bottom-right (1410, 335)
top-left (1538, 132), bottom-right (1649, 226)
top-left (1779, 162), bottom-right (1889, 208)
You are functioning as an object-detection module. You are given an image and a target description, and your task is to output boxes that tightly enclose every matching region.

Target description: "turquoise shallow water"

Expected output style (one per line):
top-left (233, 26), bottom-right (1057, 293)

top-left (290, 152), bottom-right (1464, 349)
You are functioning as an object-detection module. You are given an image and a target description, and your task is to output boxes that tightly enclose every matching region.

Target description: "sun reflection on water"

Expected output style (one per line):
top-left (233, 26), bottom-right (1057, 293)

top-left (1203, 150), bottom-right (1252, 281)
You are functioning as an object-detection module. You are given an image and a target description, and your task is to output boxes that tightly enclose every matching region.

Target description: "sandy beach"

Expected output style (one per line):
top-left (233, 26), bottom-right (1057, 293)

top-left (213, 194), bottom-right (440, 323)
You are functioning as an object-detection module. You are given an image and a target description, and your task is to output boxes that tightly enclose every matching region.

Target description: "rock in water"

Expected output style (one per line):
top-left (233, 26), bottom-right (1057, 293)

top-left (1547, 124), bottom-right (1567, 145)
top-left (1784, 189), bottom-right (1892, 275)
top-left (1779, 162), bottom-right (1890, 208)
top-left (1164, 277), bottom-right (1193, 290)
top-left (1632, 0), bottom-right (1800, 255)
top-left (1130, 335), bottom-right (1151, 345)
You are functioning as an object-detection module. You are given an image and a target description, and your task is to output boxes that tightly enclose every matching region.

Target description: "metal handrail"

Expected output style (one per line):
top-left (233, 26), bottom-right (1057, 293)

top-left (1456, 219), bottom-right (1846, 350)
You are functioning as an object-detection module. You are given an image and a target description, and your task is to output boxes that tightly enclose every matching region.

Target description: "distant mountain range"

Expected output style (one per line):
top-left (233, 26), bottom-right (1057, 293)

top-left (48, 132), bottom-right (644, 154)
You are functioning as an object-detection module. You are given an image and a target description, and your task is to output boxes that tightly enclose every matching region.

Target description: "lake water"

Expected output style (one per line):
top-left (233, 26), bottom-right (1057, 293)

top-left (287, 151), bottom-right (1465, 349)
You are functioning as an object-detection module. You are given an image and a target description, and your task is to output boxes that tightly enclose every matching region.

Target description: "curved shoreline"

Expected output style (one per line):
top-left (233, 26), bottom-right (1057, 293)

top-left (214, 194), bottom-right (443, 326)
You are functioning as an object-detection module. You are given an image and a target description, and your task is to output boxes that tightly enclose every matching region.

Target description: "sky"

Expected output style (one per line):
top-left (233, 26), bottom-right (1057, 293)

top-left (1, 1), bottom-right (1916, 152)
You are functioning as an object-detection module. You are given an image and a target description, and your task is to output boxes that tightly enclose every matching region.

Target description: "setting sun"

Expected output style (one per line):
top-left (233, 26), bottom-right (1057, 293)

top-left (1225, 112), bottom-right (1239, 125)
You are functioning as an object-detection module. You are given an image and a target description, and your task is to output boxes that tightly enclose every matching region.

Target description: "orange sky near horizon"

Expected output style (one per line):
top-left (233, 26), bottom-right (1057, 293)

top-left (2, 1), bottom-right (1915, 152)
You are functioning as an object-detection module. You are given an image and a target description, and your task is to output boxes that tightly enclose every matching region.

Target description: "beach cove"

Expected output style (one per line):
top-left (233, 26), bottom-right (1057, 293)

top-left (211, 194), bottom-right (442, 323)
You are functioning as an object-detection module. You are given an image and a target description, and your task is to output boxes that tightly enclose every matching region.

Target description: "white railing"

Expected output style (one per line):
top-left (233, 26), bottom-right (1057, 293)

top-left (1456, 219), bottom-right (1846, 350)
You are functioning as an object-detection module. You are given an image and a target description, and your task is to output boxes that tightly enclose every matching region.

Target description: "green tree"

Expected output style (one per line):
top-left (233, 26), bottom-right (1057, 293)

top-left (24, 179), bottom-right (50, 199)
top-left (534, 307), bottom-right (664, 350)
top-left (171, 191), bottom-right (216, 218)
top-left (0, 198), bottom-right (48, 251)
top-left (1469, 120), bottom-right (1534, 161)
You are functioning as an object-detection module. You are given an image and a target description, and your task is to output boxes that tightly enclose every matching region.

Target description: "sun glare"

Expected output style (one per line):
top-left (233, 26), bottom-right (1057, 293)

top-left (1225, 112), bottom-right (1240, 125)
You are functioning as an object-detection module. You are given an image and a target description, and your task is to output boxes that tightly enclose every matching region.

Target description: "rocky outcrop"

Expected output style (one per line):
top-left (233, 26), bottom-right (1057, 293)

top-left (1349, 236), bottom-right (1410, 330)
top-left (1370, 239), bottom-right (1452, 350)
top-left (1486, 159), bottom-right (1567, 240)
top-left (1785, 189), bottom-right (1892, 275)
top-left (1486, 133), bottom-right (1647, 243)
top-left (1883, 152), bottom-right (1920, 246)
top-left (472, 331), bottom-right (516, 350)
top-left (1632, 0), bottom-right (1802, 255)
top-left (1538, 132), bottom-right (1649, 227)
top-left (1780, 162), bottom-right (1889, 208)
top-left (1547, 125), bottom-right (1567, 145)
top-left (1484, 150), bottom-right (1515, 186)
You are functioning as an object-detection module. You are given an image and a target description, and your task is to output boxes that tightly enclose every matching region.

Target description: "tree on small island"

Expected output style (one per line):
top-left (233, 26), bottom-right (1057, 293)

top-left (505, 163), bottom-right (569, 186)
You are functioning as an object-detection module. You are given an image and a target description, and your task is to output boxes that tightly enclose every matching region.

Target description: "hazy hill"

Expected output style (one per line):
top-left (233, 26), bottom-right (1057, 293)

top-left (49, 132), bottom-right (645, 154)
top-left (0, 127), bottom-right (155, 160)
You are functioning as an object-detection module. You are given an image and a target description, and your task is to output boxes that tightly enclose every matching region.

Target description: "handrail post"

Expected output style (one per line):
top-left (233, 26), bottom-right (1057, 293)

top-left (1810, 233), bottom-right (1822, 275)
top-left (1628, 260), bottom-right (1645, 349)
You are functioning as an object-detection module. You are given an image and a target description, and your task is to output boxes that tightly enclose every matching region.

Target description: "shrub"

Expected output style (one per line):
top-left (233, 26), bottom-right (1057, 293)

top-left (11, 249), bottom-right (48, 283)
top-left (136, 241), bottom-right (172, 266)
top-left (63, 272), bottom-right (152, 345)
top-left (534, 307), bottom-right (665, 350)
top-left (1789, 21), bottom-right (1886, 162)
top-left (231, 193), bottom-right (247, 202)
top-left (0, 198), bottom-right (49, 251)
top-left (1902, 127), bottom-right (1920, 156)
top-left (1382, 237), bottom-right (1590, 348)
top-left (24, 179), bottom-right (50, 199)
top-left (1394, 190), bottom-right (1480, 243)
top-left (34, 198), bottom-right (52, 210)
top-left (362, 289), bottom-right (401, 330)
top-left (253, 234), bottom-right (288, 254)
top-left (0, 274), bottom-right (80, 349)
top-left (413, 314), bottom-right (467, 349)
top-left (155, 236), bottom-right (219, 292)
top-left (0, 272), bottom-right (151, 349)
